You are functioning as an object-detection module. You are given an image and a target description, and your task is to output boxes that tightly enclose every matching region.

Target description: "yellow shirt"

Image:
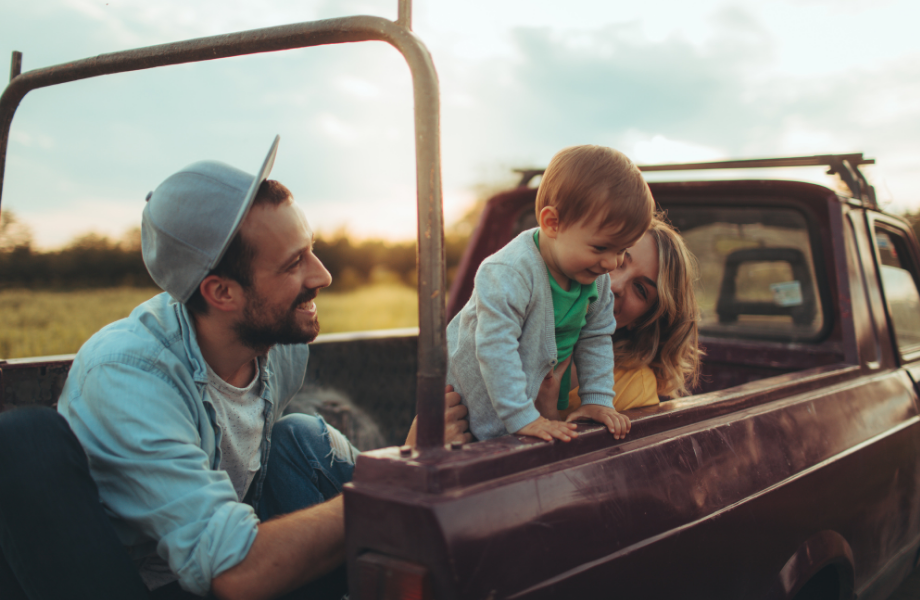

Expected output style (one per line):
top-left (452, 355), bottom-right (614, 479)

top-left (561, 366), bottom-right (659, 419)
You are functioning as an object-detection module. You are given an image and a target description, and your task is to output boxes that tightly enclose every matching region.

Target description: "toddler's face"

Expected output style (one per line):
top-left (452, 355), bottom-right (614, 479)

top-left (545, 217), bottom-right (636, 287)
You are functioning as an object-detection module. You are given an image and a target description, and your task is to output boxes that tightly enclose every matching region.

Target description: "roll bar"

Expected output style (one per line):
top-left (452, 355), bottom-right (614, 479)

top-left (515, 152), bottom-right (878, 208)
top-left (0, 0), bottom-right (447, 449)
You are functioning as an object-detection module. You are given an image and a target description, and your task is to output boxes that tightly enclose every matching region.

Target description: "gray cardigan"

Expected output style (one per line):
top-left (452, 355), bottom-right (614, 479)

top-left (447, 229), bottom-right (616, 440)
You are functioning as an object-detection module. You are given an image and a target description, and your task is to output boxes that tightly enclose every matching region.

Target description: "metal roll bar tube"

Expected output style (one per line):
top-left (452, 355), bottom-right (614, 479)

top-left (0, 0), bottom-right (446, 448)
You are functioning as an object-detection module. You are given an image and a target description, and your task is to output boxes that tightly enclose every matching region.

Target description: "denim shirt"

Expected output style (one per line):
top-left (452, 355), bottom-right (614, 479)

top-left (57, 293), bottom-right (309, 596)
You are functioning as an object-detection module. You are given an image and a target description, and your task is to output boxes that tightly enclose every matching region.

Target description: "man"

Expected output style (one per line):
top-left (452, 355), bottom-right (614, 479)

top-left (0, 137), bottom-right (469, 600)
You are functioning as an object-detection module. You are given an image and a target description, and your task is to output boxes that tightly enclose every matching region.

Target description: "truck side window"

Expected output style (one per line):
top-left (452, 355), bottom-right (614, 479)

top-left (668, 207), bottom-right (824, 342)
top-left (874, 228), bottom-right (920, 357)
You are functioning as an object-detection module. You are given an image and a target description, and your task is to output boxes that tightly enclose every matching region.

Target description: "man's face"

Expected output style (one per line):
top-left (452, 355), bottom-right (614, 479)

top-left (233, 199), bottom-right (332, 352)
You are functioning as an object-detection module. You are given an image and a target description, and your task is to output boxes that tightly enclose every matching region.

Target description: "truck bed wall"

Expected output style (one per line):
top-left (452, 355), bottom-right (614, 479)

top-left (0, 333), bottom-right (822, 447)
top-left (0, 332), bottom-right (422, 447)
top-left (347, 363), bottom-right (920, 599)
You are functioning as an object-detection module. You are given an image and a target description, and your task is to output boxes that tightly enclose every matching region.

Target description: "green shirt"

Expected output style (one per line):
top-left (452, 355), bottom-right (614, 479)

top-left (533, 231), bottom-right (598, 409)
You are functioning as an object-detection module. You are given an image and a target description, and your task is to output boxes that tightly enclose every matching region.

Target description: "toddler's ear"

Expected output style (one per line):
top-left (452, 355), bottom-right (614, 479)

top-left (538, 206), bottom-right (561, 238)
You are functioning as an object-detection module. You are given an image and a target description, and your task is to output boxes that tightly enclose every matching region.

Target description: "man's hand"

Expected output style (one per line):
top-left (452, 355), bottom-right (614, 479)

top-left (565, 404), bottom-right (631, 440)
top-left (515, 416), bottom-right (578, 442)
top-left (405, 385), bottom-right (472, 447)
top-left (534, 355), bottom-right (573, 420)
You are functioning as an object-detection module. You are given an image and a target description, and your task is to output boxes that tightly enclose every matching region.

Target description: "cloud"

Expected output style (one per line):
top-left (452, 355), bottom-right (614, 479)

top-left (474, 18), bottom-right (917, 153)
top-left (631, 135), bottom-right (724, 164)
top-left (2, 10), bottom-right (421, 244)
top-left (432, 16), bottom-right (773, 179)
top-left (316, 113), bottom-right (360, 145)
top-left (4, 0), bottom-right (920, 249)
top-left (504, 17), bottom-right (777, 148)
top-left (10, 131), bottom-right (54, 150)
top-left (335, 76), bottom-right (381, 99)
top-left (431, 8), bottom-right (920, 212)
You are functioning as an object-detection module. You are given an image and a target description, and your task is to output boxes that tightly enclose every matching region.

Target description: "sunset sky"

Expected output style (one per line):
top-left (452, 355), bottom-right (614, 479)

top-left (2, 0), bottom-right (919, 248)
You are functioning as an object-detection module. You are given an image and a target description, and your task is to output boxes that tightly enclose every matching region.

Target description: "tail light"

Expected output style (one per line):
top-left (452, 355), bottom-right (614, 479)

top-left (357, 552), bottom-right (433, 600)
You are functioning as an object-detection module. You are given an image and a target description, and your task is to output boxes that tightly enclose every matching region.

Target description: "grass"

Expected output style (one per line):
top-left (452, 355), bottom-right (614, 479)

top-left (0, 288), bottom-right (162, 359)
top-left (0, 284), bottom-right (419, 360)
top-left (314, 283), bottom-right (418, 334)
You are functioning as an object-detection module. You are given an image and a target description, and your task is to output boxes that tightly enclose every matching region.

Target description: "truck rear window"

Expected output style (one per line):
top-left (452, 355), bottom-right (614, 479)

top-left (668, 207), bottom-right (824, 342)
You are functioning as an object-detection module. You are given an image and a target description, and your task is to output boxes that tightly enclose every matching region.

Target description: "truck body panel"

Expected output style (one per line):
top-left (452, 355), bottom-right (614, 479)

top-left (346, 178), bottom-right (920, 599)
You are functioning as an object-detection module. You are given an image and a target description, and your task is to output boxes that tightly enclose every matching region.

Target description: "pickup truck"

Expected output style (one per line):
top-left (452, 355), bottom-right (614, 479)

top-left (2, 4), bottom-right (920, 600)
top-left (344, 156), bottom-right (920, 600)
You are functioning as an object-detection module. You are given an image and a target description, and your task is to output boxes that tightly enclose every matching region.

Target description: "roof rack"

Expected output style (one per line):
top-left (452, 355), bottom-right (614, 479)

top-left (514, 152), bottom-right (878, 208)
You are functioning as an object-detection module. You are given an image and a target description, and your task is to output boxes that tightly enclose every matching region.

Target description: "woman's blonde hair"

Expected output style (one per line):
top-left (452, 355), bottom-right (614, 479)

top-left (613, 214), bottom-right (702, 397)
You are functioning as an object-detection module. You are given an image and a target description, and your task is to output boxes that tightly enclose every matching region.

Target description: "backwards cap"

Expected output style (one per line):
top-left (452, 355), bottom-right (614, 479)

top-left (141, 136), bottom-right (280, 303)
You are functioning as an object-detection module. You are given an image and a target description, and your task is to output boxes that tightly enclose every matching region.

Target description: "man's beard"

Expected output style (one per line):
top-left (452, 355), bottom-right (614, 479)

top-left (234, 287), bottom-right (320, 352)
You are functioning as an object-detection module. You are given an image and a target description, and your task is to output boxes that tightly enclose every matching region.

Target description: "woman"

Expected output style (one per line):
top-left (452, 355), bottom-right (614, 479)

top-left (540, 214), bottom-right (702, 422)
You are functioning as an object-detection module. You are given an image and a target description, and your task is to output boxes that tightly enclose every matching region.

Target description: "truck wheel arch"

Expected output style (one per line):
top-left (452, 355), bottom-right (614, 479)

top-left (771, 531), bottom-right (855, 600)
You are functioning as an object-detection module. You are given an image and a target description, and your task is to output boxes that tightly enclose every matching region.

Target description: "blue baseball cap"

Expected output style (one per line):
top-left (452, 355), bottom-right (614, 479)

top-left (141, 136), bottom-right (280, 303)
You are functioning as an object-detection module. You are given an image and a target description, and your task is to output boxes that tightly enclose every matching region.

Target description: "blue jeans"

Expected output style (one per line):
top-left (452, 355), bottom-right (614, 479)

top-left (258, 413), bottom-right (357, 522)
top-left (0, 408), bottom-right (354, 599)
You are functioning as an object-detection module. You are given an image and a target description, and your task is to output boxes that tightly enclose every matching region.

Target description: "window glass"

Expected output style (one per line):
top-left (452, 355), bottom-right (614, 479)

top-left (667, 207), bottom-right (823, 342)
top-left (874, 229), bottom-right (920, 356)
top-left (736, 262), bottom-right (795, 302)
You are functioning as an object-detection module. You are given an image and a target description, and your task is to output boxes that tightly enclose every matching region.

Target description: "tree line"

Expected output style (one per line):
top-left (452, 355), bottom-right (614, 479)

top-left (6, 206), bottom-right (920, 291)
top-left (0, 210), bottom-right (476, 292)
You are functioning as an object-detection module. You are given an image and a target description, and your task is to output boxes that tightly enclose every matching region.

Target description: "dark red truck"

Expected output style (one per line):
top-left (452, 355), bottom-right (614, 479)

top-left (2, 3), bottom-right (920, 599)
top-left (346, 156), bottom-right (920, 600)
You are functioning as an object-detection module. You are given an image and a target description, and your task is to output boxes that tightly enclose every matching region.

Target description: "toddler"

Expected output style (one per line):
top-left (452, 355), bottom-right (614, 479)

top-left (447, 145), bottom-right (655, 441)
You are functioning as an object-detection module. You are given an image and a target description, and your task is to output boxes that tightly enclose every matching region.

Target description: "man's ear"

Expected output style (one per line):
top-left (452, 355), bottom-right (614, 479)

top-left (538, 206), bottom-right (561, 239)
top-left (198, 275), bottom-right (245, 313)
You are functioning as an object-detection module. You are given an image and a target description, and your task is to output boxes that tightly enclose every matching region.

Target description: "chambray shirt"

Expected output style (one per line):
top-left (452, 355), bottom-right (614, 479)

top-left (57, 292), bottom-right (309, 596)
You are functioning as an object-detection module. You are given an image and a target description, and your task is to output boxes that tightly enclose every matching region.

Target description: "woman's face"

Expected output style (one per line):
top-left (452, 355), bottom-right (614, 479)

top-left (609, 231), bottom-right (660, 330)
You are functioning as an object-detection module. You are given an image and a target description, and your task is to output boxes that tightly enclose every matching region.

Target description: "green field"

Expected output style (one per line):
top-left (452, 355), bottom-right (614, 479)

top-left (0, 284), bottom-right (418, 360)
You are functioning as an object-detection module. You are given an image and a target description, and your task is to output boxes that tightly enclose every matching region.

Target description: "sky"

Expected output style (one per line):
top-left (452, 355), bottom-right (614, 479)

top-left (1, 0), bottom-right (920, 248)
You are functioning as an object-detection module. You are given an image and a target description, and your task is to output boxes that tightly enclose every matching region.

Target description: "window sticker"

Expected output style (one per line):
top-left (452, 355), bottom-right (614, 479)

top-left (770, 281), bottom-right (803, 307)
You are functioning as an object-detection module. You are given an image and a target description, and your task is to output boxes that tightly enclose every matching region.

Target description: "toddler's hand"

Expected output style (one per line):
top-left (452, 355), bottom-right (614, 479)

top-left (565, 404), bottom-right (631, 440)
top-left (516, 416), bottom-right (578, 442)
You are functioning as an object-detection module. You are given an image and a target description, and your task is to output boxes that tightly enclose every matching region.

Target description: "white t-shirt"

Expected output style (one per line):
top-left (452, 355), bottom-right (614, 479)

top-left (206, 361), bottom-right (265, 502)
